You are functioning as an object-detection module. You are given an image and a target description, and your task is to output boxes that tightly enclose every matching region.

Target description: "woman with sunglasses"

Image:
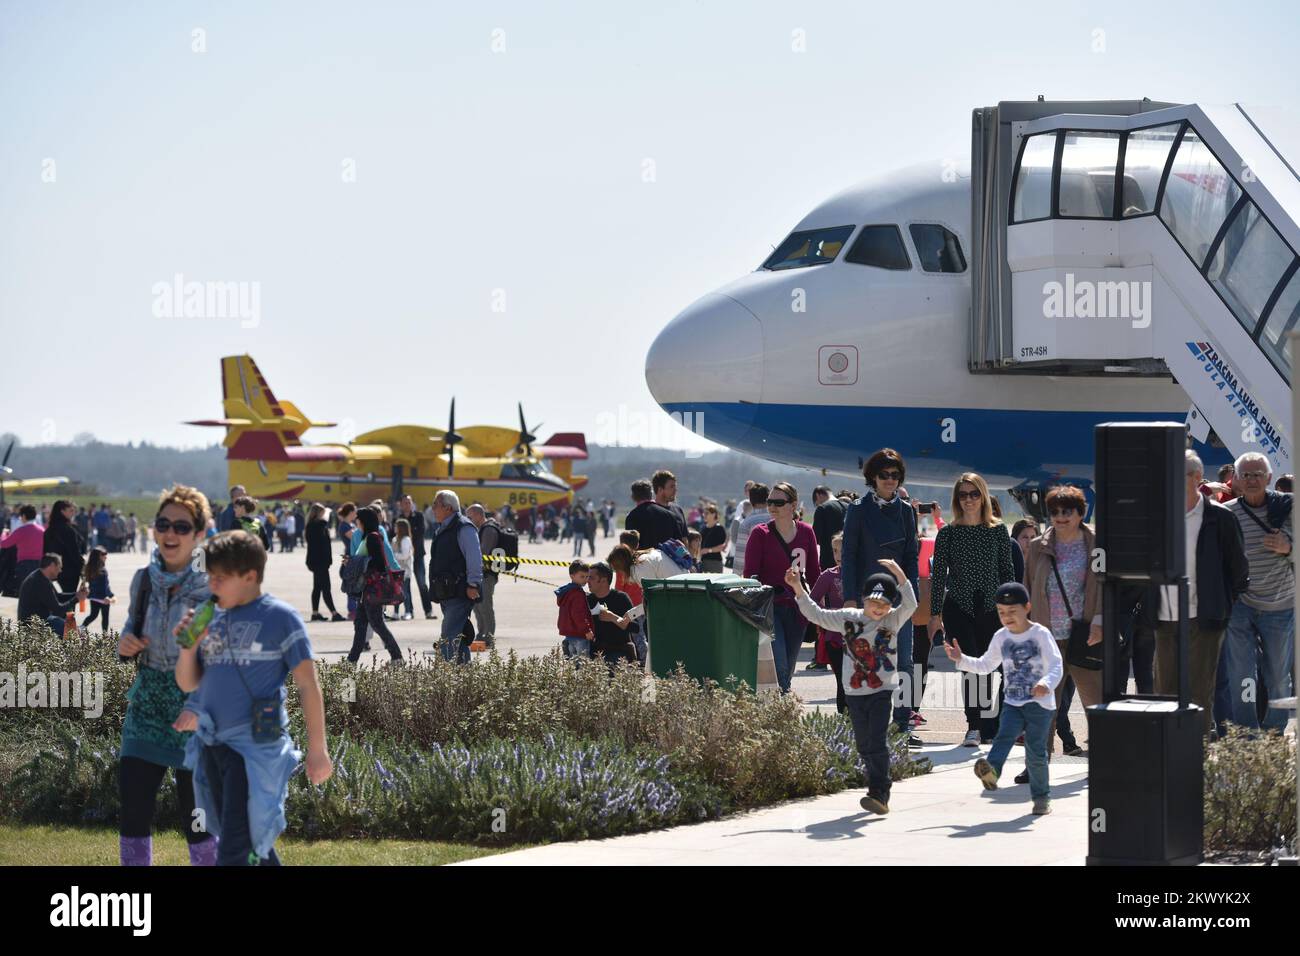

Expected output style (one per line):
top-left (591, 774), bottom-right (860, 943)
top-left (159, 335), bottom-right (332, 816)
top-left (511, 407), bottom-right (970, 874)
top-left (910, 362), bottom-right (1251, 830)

top-left (1022, 485), bottom-right (1102, 755)
top-left (116, 485), bottom-right (218, 865)
top-left (929, 472), bottom-right (1015, 746)
top-left (841, 449), bottom-right (921, 739)
top-left (743, 481), bottom-right (821, 694)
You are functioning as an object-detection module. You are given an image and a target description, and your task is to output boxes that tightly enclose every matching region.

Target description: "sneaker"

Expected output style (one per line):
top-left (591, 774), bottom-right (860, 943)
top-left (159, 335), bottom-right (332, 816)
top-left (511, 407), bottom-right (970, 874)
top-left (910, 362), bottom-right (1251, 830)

top-left (859, 793), bottom-right (890, 815)
top-left (906, 734), bottom-right (924, 748)
top-left (1032, 799), bottom-right (1052, 815)
top-left (400, 613), bottom-right (413, 621)
top-left (310, 613), bottom-right (327, 622)
top-left (962, 729), bottom-right (981, 748)
top-left (330, 613), bottom-right (346, 623)
top-left (804, 661), bottom-right (828, 671)
top-left (1014, 769), bottom-right (1029, 785)
top-left (973, 757), bottom-right (999, 791)
top-left (910, 713), bottom-right (927, 726)
top-left (424, 612), bottom-right (437, 621)
top-left (1061, 743), bottom-right (1085, 757)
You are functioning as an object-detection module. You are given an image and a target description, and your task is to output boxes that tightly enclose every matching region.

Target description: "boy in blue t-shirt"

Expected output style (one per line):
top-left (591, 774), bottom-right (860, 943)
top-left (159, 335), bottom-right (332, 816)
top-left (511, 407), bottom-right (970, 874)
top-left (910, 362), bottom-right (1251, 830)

top-left (174, 530), bottom-right (331, 865)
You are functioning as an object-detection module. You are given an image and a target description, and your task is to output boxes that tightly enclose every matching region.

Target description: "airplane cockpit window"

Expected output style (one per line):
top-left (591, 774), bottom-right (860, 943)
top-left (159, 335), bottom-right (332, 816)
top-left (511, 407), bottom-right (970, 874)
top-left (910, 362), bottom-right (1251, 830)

top-left (908, 224), bottom-right (967, 273)
top-left (844, 224), bottom-right (911, 270)
top-left (762, 225), bottom-right (855, 270)
top-left (504, 461), bottom-right (548, 478)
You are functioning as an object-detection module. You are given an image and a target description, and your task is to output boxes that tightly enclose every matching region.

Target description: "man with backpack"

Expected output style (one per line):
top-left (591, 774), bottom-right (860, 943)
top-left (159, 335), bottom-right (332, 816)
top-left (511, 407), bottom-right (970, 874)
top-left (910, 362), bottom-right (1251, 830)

top-left (468, 502), bottom-right (515, 649)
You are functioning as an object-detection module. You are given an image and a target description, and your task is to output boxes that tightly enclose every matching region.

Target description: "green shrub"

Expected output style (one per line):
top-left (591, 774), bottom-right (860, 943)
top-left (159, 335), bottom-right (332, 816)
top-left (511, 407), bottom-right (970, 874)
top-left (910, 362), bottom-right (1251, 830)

top-left (1204, 726), bottom-right (1297, 857)
top-left (1, 725), bottom-right (725, 844)
top-left (308, 650), bottom-right (883, 807)
top-left (2, 622), bottom-right (937, 843)
top-left (0, 620), bottom-right (134, 738)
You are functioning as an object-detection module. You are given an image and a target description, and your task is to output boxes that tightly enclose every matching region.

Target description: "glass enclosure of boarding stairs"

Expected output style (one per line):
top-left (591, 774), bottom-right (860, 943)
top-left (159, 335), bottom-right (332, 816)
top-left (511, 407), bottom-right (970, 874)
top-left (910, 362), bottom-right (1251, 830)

top-left (970, 99), bottom-right (1300, 516)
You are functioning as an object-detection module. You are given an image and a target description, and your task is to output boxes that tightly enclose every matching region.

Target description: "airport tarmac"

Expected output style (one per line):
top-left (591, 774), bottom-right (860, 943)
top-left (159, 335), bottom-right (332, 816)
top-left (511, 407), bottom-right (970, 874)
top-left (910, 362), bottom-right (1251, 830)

top-left (0, 530), bottom-right (1093, 747)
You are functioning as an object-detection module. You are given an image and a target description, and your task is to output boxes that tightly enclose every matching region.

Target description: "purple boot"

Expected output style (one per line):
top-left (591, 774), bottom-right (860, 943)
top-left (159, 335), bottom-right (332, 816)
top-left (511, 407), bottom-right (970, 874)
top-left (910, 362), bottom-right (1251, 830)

top-left (188, 836), bottom-right (219, 866)
top-left (119, 835), bottom-right (152, 866)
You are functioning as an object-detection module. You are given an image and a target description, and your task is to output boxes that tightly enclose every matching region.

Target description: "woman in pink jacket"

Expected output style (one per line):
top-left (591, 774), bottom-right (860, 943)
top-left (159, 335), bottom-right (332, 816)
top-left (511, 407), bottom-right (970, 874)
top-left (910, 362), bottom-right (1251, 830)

top-left (744, 481), bottom-right (821, 694)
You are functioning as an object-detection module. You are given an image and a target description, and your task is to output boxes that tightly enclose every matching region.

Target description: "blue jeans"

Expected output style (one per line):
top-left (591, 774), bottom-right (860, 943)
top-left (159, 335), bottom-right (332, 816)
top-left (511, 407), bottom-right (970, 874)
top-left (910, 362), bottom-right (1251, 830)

top-left (199, 744), bottom-right (282, 866)
top-left (563, 636), bottom-right (592, 659)
top-left (439, 597), bottom-right (474, 664)
top-left (770, 604), bottom-right (805, 694)
top-left (1224, 602), bottom-right (1295, 731)
top-left (845, 691), bottom-right (892, 799)
top-left (401, 577), bottom-right (413, 616)
top-left (44, 614), bottom-right (67, 636)
top-left (893, 620), bottom-right (914, 729)
top-left (986, 702), bottom-right (1053, 800)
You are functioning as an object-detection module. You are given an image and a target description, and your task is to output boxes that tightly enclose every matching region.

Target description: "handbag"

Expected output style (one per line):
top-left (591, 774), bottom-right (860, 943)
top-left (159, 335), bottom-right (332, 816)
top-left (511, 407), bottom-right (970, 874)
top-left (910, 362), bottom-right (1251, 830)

top-left (1049, 555), bottom-right (1101, 671)
top-left (363, 567), bottom-right (403, 605)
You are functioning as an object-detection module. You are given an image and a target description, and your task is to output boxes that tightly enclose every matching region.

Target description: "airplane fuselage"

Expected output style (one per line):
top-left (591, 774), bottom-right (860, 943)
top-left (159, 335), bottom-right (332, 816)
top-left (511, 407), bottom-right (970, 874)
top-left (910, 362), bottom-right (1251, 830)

top-left (646, 162), bottom-right (1221, 491)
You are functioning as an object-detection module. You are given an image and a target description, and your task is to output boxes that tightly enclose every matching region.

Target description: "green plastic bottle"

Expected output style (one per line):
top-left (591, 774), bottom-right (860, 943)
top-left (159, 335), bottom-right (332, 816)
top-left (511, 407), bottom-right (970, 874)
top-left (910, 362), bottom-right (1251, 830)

top-left (177, 598), bottom-right (216, 648)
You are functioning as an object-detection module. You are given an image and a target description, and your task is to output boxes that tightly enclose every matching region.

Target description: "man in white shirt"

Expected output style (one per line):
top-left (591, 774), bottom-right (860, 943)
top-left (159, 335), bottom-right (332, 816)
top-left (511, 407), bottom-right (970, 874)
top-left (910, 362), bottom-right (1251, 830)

top-left (1154, 451), bottom-right (1249, 735)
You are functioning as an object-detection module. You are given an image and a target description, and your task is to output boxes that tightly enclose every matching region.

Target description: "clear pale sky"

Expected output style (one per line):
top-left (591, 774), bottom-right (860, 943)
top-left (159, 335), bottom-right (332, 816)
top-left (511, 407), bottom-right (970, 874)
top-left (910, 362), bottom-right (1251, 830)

top-left (1, 0), bottom-right (1296, 452)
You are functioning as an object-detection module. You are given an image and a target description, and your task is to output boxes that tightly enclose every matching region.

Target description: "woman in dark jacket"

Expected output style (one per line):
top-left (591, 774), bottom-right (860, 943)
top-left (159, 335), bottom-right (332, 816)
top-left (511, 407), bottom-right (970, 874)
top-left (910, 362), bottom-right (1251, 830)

top-left (44, 499), bottom-right (85, 592)
top-left (840, 449), bottom-right (920, 735)
top-left (305, 503), bottom-right (344, 622)
top-left (345, 506), bottom-right (404, 665)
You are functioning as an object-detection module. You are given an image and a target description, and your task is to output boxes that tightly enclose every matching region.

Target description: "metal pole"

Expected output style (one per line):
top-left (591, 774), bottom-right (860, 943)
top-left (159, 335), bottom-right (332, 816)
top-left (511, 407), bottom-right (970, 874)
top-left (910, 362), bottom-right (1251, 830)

top-left (1289, 332), bottom-right (1300, 863)
top-left (1178, 577), bottom-right (1190, 710)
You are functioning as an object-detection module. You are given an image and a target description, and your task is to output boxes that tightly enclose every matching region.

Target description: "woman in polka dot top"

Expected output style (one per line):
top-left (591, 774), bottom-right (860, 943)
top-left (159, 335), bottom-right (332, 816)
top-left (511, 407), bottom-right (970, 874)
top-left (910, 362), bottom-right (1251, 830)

top-left (929, 472), bottom-right (1015, 746)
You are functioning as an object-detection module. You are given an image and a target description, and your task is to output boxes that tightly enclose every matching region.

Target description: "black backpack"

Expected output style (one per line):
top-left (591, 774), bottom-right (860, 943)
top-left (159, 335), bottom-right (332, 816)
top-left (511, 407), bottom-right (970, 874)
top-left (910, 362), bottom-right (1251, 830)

top-left (481, 518), bottom-right (519, 574)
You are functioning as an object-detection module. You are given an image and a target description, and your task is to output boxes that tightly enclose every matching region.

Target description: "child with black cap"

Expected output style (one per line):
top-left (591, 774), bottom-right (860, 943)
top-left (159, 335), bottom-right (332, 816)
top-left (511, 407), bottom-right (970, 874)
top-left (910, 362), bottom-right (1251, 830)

top-left (787, 558), bottom-right (914, 814)
top-left (944, 581), bottom-right (1062, 815)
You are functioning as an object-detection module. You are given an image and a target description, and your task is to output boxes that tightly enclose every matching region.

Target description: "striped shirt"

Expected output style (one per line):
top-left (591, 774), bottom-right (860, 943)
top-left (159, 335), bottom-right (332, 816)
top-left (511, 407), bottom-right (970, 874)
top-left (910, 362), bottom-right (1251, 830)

top-left (1227, 497), bottom-right (1294, 612)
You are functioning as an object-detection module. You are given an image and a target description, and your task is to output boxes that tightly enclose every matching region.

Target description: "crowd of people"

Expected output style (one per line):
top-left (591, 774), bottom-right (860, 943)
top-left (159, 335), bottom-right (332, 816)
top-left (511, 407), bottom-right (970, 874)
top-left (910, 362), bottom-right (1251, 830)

top-left (4, 445), bottom-right (1295, 840)
top-left (587, 453), bottom-right (1295, 816)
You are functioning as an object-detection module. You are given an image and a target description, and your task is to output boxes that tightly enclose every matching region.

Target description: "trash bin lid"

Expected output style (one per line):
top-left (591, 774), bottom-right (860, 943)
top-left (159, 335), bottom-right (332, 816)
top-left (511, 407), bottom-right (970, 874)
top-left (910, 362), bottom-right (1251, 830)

top-left (642, 573), bottom-right (765, 591)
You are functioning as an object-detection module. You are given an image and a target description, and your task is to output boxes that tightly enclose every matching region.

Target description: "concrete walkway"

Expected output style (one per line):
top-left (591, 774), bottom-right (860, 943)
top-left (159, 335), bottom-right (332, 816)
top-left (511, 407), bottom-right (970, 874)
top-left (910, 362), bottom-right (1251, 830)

top-left (463, 745), bottom-right (1091, 865)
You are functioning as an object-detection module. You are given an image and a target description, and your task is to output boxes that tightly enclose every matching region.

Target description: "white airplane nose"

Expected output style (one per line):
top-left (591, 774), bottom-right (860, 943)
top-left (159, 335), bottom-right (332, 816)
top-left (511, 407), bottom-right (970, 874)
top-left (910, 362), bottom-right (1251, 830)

top-left (645, 293), bottom-right (763, 406)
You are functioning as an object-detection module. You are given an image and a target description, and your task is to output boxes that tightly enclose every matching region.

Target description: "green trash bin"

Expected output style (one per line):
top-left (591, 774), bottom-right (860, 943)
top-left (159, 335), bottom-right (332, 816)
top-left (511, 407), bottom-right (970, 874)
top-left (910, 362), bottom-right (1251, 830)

top-left (643, 574), bottom-right (768, 689)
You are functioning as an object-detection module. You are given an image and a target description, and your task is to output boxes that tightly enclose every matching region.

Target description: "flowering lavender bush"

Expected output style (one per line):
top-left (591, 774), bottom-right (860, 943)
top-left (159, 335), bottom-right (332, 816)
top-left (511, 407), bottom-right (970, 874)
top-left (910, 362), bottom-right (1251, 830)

top-left (291, 733), bottom-right (725, 843)
top-left (803, 710), bottom-right (933, 786)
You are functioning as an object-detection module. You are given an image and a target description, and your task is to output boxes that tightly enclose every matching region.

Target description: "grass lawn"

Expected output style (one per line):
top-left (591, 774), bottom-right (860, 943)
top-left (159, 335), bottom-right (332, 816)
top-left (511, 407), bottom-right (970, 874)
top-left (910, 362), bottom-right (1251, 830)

top-left (0, 823), bottom-right (509, 866)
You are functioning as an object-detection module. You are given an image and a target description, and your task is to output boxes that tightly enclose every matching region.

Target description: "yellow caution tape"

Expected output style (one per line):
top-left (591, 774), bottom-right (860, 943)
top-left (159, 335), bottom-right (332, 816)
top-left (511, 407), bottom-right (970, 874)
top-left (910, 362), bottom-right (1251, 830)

top-left (481, 555), bottom-right (574, 569)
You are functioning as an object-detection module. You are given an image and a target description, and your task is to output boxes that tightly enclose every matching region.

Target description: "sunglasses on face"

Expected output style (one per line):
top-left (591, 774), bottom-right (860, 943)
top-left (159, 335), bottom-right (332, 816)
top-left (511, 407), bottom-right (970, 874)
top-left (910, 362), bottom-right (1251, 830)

top-left (154, 517), bottom-right (195, 535)
top-left (957, 490), bottom-right (982, 501)
top-left (767, 499), bottom-right (791, 508)
top-left (877, 470), bottom-right (902, 481)
top-left (1048, 508), bottom-right (1080, 518)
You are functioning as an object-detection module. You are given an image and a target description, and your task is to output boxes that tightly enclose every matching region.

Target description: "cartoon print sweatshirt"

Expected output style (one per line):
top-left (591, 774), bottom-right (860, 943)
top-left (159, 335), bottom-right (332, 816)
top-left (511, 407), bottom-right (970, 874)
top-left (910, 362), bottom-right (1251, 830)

top-left (795, 580), bottom-right (916, 697)
top-left (952, 621), bottom-right (1063, 710)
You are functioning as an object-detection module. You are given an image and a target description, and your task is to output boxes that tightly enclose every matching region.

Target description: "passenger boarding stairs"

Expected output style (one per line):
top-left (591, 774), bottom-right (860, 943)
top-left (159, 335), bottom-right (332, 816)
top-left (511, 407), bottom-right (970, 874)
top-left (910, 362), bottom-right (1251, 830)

top-left (971, 100), bottom-right (1300, 476)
